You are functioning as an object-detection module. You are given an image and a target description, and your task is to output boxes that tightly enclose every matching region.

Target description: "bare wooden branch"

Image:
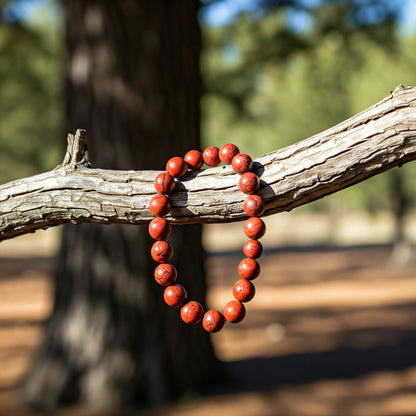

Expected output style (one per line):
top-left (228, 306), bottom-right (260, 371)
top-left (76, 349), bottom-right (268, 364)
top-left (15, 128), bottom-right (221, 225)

top-left (1, 85), bottom-right (416, 242)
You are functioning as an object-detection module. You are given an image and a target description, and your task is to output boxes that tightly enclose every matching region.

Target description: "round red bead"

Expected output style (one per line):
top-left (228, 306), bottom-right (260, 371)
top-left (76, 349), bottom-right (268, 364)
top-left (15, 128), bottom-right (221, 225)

top-left (219, 143), bottom-right (239, 165)
top-left (154, 263), bottom-right (177, 286)
top-left (154, 172), bottom-right (175, 195)
top-left (239, 172), bottom-right (260, 195)
top-left (164, 284), bottom-right (187, 307)
top-left (166, 156), bottom-right (188, 178)
top-left (181, 301), bottom-right (204, 324)
top-left (238, 258), bottom-right (260, 280)
top-left (203, 146), bottom-right (220, 167)
top-left (243, 194), bottom-right (265, 217)
top-left (184, 150), bottom-right (204, 170)
top-left (244, 217), bottom-right (266, 240)
top-left (224, 300), bottom-right (246, 323)
top-left (149, 194), bottom-right (171, 217)
top-left (202, 310), bottom-right (225, 333)
top-left (243, 239), bottom-right (263, 259)
top-left (231, 153), bottom-right (253, 175)
top-left (233, 279), bottom-right (256, 303)
top-left (151, 241), bottom-right (173, 263)
top-left (148, 217), bottom-right (171, 240)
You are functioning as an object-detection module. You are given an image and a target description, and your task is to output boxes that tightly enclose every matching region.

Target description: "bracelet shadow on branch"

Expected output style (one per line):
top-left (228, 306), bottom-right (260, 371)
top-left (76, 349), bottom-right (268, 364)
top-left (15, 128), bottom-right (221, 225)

top-left (1, 85), bottom-right (416, 242)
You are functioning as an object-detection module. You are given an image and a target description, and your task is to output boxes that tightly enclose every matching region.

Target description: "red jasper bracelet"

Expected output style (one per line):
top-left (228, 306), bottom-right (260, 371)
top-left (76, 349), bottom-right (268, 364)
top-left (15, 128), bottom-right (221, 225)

top-left (148, 144), bottom-right (265, 333)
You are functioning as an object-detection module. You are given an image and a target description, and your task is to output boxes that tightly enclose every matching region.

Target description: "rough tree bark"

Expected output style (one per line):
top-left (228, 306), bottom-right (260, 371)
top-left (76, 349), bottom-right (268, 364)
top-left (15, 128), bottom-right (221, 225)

top-left (1, 85), bottom-right (416, 241)
top-left (15, 0), bottom-right (223, 412)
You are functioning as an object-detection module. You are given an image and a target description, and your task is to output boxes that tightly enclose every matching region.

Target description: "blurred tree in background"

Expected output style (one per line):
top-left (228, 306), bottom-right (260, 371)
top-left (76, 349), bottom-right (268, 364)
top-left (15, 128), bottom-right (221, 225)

top-left (1, 0), bottom-right (416, 412)
top-left (16, 0), bottom-right (222, 411)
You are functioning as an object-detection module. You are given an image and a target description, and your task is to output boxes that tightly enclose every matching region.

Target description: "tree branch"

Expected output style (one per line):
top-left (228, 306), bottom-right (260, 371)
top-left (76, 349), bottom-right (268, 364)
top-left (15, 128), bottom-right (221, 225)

top-left (1, 85), bottom-right (416, 242)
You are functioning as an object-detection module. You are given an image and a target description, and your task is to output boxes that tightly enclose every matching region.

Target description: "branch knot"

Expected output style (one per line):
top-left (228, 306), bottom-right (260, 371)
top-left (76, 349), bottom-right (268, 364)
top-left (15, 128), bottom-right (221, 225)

top-left (60, 129), bottom-right (90, 168)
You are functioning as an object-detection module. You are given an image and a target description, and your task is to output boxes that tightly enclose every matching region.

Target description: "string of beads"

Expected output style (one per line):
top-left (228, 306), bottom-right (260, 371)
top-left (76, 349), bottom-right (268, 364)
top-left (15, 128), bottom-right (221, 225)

top-left (148, 144), bottom-right (266, 333)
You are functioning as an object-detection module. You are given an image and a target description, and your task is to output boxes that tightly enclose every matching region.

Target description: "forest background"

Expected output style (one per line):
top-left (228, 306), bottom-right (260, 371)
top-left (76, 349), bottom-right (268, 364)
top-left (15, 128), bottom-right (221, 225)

top-left (1, 1), bottom-right (416, 414)
top-left (1, 0), bottom-right (416, 229)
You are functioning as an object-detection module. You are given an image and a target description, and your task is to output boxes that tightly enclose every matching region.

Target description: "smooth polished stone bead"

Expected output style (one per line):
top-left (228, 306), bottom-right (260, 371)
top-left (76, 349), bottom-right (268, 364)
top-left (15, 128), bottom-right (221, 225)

top-left (202, 310), bottom-right (225, 333)
top-left (243, 217), bottom-right (266, 240)
top-left (154, 263), bottom-right (177, 286)
top-left (154, 172), bottom-right (175, 195)
top-left (164, 284), bottom-right (187, 307)
top-left (231, 153), bottom-right (253, 175)
top-left (243, 239), bottom-right (263, 259)
top-left (238, 258), bottom-right (260, 280)
top-left (166, 156), bottom-right (188, 178)
top-left (239, 172), bottom-right (260, 195)
top-left (233, 279), bottom-right (256, 303)
top-left (149, 194), bottom-right (171, 217)
top-left (184, 150), bottom-right (204, 170)
top-left (181, 301), bottom-right (204, 324)
top-left (224, 300), bottom-right (246, 323)
top-left (148, 217), bottom-right (171, 240)
top-left (243, 194), bottom-right (265, 217)
top-left (203, 146), bottom-right (220, 167)
top-left (151, 241), bottom-right (173, 263)
top-left (219, 143), bottom-right (239, 165)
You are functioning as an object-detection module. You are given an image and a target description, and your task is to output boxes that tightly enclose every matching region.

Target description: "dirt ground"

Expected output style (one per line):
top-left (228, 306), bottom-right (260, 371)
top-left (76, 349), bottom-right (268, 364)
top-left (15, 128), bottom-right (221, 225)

top-left (0, 223), bottom-right (415, 416)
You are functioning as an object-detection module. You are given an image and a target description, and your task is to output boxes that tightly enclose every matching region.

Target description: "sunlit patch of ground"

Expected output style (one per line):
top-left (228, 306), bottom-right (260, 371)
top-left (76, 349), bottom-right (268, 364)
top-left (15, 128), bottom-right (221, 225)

top-left (0, 220), bottom-right (415, 416)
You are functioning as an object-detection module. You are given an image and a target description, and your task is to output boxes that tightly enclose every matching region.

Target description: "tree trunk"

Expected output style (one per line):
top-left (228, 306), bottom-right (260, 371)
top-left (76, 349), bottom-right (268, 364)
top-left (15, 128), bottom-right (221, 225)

top-left (389, 169), bottom-right (413, 265)
top-left (19, 0), bottom-right (222, 411)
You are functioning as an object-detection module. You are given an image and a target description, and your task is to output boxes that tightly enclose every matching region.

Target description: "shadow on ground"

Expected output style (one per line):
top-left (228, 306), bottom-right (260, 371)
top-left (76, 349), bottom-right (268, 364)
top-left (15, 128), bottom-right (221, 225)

top-left (1, 244), bottom-right (416, 416)
top-left (223, 335), bottom-right (416, 392)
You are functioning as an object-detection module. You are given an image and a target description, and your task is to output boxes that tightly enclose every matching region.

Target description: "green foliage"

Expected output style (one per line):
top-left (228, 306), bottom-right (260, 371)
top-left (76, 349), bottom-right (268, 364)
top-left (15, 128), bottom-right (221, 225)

top-left (201, 1), bottom-right (416, 212)
top-left (0, 3), bottom-right (63, 183)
